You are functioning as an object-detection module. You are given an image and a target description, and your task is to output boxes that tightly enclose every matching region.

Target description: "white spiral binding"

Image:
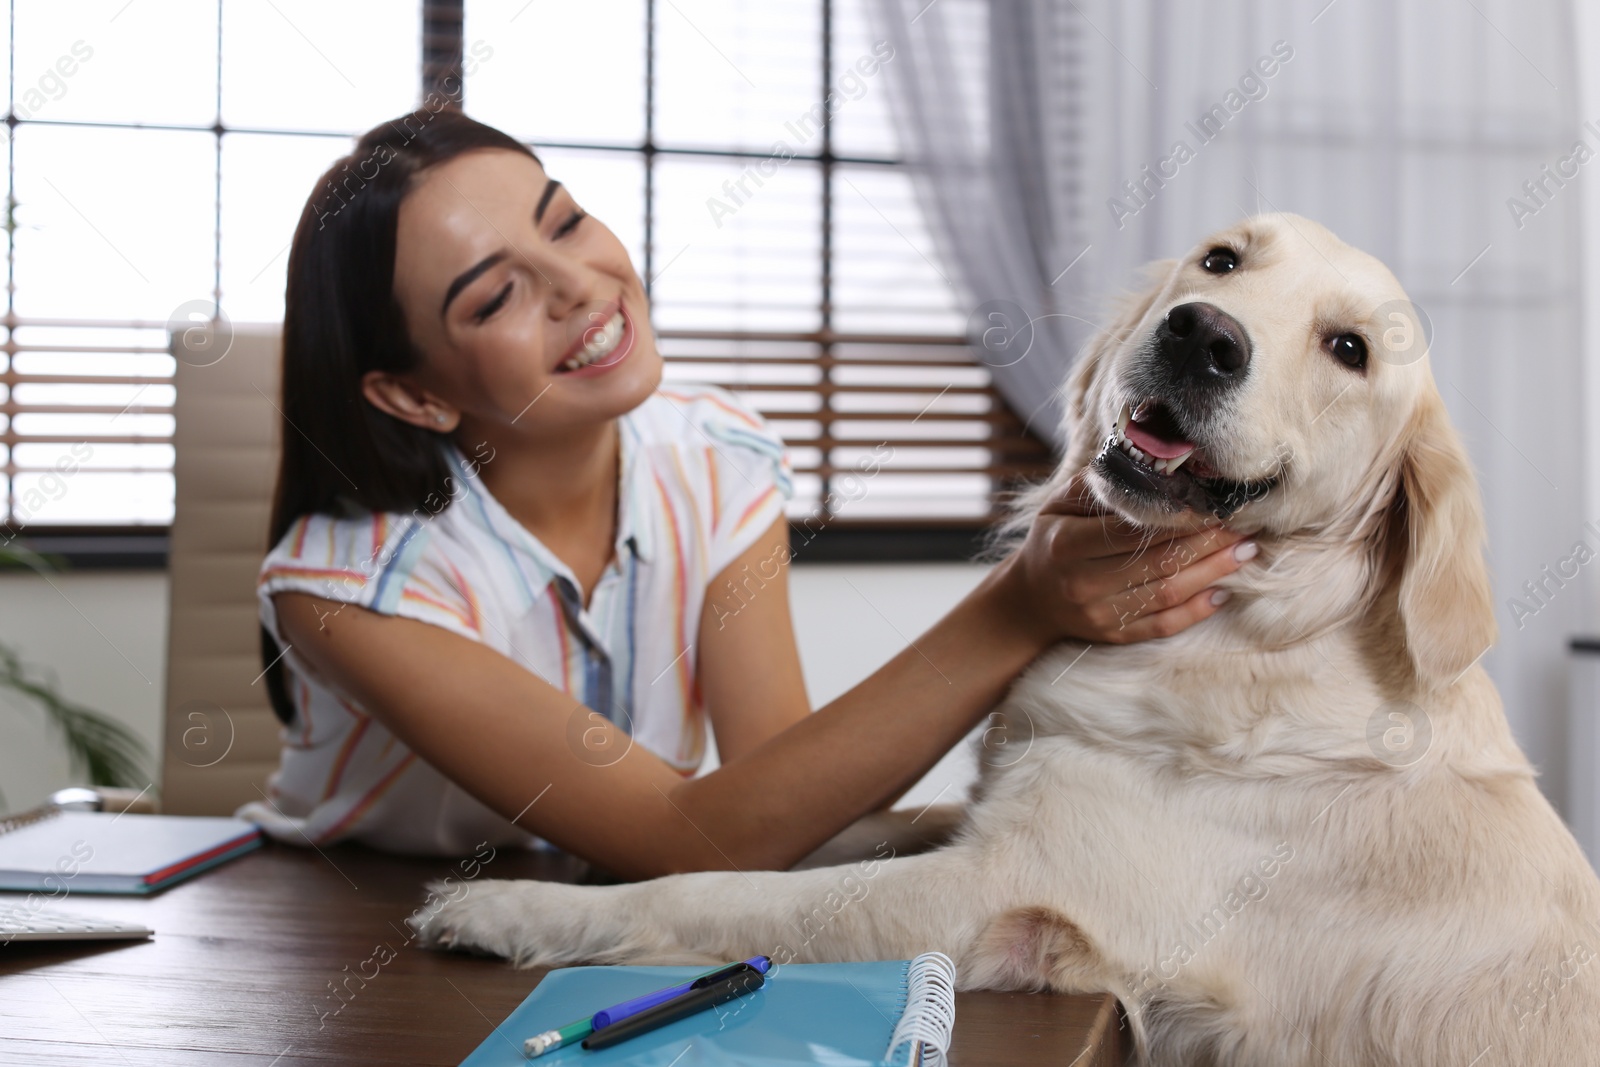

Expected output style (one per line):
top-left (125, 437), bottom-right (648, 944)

top-left (884, 951), bottom-right (956, 1067)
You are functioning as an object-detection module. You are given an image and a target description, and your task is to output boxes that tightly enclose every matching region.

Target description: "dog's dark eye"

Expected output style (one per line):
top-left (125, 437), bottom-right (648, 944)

top-left (1329, 333), bottom-right (1368, 369)
top-left (1201, 247), bottom-right (1238, 274)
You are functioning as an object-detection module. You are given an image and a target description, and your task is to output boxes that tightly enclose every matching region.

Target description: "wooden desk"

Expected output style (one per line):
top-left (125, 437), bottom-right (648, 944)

top-left (0, 842), bottom-right (1125, 1065)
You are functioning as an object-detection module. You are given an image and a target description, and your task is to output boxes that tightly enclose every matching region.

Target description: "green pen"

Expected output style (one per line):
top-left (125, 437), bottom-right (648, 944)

top-left (522, 1016), bottom-right (591, 1058)
top-left (521, 956), bottom-right (770, 1058)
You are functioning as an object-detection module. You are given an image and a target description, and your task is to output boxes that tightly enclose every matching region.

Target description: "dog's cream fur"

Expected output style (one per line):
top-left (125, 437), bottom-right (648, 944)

top-left (413, 215), bottom-right (1600, 1065)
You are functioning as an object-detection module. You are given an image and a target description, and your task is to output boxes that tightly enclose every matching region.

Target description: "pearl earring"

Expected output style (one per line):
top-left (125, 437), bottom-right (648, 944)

top-left (434, 413), bottom-right (447, 425)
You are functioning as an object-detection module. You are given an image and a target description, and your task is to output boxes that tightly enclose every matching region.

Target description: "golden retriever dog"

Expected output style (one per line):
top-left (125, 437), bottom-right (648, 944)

top-left (413, 214), bottom-right (1600, 1065)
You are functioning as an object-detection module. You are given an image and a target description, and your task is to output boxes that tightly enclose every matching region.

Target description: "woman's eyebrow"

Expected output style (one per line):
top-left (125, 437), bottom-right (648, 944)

top-left (534, 178), bottom-right (561, 223)
top-left (440, 251), bottom-right (509, 319)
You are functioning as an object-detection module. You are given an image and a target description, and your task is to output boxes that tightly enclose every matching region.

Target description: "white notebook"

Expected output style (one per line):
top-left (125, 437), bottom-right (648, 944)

top-left (0, 810), bottom-right (261, 894)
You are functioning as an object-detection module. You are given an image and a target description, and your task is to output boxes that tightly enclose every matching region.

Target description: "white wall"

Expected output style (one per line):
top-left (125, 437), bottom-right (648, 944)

top-left (1582, 0), bottom-right (1600, 533)
top-left (0, 571), bottom-right (168, 815)
top-left (785, 563), bottom-right (991, 810)
top-left (1565, 3), bottom-right (1600, 852)
top-left (0, 564), bottom-right (989, 817)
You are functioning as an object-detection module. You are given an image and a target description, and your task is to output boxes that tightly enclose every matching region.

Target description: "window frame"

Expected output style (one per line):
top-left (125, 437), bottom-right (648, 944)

top-left (0, 0), bottom-right (1052, 568)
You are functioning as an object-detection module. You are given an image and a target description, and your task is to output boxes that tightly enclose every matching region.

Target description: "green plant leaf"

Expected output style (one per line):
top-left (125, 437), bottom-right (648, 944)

top-left (0, 642), bottom-right (152, 790)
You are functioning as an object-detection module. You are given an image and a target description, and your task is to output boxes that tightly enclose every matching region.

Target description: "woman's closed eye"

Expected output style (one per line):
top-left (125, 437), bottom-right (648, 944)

top-left (468, 199), bottom-right (585, 323)
top-left (473, 280), bottom-right (513, 323)
top-left (552, 209), bottom-right (585, 240)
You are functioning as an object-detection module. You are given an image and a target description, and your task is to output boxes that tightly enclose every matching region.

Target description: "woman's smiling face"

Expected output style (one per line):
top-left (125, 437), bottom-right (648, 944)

top-left (385, 147), bottom-right (662, 438)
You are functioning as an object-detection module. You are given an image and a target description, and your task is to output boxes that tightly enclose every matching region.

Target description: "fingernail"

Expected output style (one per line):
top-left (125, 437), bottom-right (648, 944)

top-left (1210, 589), bottom-right (1232, 606)
top-left (1233, 541), bottom-right (1259, 563)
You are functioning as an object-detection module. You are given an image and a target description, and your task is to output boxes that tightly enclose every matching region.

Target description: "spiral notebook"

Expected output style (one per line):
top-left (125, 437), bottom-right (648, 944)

top-left (460, 953), bottom-right (956, 1067)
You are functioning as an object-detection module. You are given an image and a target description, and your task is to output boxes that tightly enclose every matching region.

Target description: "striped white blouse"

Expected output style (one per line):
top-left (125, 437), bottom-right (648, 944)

top-left (240, 385), bottom-right (793, 856)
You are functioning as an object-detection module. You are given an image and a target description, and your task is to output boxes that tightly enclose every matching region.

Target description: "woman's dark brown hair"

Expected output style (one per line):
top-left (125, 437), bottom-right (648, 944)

top-left (262, 107), bottom-right (538, 724)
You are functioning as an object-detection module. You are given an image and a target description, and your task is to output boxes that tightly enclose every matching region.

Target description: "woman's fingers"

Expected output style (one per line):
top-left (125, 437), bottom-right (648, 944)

top-left (1006, 466), bottom-right (1258, 646)
top-left (1096, 533), bottom-right (1256, 637)
top-left (1053, 520), bottom-right (1247, 593)
top-left (1111, 584), bottom-right (1235, 643)
top-left (1037, 470), bottom-right (1105, 518)
top-left (1079, 524), bottom-right (1247, 600)
top-left (1043, 471), bottom-right (1235, 561)
top-left (1049, 513), bottom-right (1164, 560)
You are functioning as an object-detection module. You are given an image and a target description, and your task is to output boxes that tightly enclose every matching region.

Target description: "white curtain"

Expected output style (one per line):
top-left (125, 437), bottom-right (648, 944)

top-left (870, 0), bottom-right (1586, 812)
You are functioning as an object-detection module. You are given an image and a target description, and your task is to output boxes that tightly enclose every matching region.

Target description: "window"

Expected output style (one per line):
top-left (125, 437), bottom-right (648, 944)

top-left (463, 0), bottom-right (1053, 533)
top-left (2, 0), bottom-right (1052, 548)
top-left (1, 1), bottom-right (420, 536)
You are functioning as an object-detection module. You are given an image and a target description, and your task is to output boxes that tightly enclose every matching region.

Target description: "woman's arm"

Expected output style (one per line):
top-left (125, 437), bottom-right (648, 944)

top-left (274, 485), bottom-right (1249, 879)
top-left (273, 564), bottom-right (1030, 880)
top-left (693, 525), bottom-right (811, 764)
top-left (693, 473), bottom-right (1251, 770)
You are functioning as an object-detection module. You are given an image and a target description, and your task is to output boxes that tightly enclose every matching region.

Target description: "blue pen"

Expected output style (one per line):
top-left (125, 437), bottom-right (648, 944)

top-left (590, 955), bottom-right (770, 1030)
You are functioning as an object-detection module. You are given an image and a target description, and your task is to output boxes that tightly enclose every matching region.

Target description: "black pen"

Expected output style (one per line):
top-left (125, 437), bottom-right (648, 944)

top-left (688, 959), bottom-right (759, 989)
top-left (581, 968), bottom-right (765, 1051)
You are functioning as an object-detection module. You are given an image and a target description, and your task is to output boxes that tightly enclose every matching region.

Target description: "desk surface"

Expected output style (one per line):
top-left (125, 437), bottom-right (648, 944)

top-left (0, 842), bottom-right (1124, 1065)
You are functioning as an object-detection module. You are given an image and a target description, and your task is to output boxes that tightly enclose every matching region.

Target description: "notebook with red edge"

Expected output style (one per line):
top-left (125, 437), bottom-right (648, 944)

top-left (0, 810), bottom-right (262, 894)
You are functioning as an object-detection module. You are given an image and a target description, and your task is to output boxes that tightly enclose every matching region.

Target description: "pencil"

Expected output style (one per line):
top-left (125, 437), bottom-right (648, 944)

top-left (522, 1017), bottom-right (591, 1058)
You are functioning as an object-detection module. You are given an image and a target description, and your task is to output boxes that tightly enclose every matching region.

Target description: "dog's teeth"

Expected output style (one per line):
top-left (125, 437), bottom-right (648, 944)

top-left (1133, 399), bottom-right (1153, 422)
top-left (1166, 448), bottom-right (1195, 474)
top-left (1117, 404), bottom-right (1131, 439)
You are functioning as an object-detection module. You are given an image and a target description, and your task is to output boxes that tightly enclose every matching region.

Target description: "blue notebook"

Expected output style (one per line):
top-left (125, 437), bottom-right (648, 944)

top-left (459, 953), bottom-right (956, 1067)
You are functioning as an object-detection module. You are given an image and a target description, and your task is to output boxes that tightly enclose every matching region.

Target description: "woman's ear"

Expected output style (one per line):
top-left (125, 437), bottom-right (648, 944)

top-left (361, 370), bottom-right (459, 432)
top-left (1388, 390), bottom-right (1496, 690)
top-left (1056, 259), bottom-right (1176, 474)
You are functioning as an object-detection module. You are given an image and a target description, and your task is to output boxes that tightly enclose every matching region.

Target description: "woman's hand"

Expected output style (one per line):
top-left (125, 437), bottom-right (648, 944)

top-left (996, 471), bottom-right (1257, 645)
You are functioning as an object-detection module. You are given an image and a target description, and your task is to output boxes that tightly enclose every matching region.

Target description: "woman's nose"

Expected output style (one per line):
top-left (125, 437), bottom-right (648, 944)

top-left (522, 241), bottom-right (597, 321)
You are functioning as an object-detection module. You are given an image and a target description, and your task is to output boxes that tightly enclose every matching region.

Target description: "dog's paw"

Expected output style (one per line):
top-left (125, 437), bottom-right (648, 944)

top-left (408, 878), bottom-right (557, 964)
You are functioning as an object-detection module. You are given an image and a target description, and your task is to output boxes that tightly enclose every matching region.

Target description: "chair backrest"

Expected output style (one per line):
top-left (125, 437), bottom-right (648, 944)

top-left (159, 325), bottom-right (283, 815)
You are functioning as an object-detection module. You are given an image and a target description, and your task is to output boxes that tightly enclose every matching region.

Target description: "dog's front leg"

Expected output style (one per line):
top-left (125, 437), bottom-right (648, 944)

top-left (411, 846), bottom-right (996, 970)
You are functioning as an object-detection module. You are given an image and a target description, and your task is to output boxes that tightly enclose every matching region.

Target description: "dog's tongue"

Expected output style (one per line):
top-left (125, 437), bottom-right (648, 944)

top-left (1125, 419), bottom-right (1195, 460)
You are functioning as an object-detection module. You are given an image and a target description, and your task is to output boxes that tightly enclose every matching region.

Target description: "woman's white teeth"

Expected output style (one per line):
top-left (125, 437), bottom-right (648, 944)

top-left (561, 311), bottom-right (624, 371)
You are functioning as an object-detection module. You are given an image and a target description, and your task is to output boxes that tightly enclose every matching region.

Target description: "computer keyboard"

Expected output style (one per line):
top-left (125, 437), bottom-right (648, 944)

top-left (0, 904), bottom-right (152, 943)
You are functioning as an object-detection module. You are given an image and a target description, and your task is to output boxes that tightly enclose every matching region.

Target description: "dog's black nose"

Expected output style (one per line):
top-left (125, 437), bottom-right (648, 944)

top-left (1158, 302), bottom-right (1251, 381)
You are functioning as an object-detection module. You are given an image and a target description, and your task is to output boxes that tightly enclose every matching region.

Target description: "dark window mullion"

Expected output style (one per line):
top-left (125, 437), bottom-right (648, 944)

top-left (528, 137), bottom-right (896, 167)
top-left (819, 0), bottom-right (834, 520)
top-left (421, 0), bottom-right (465, 108)
top-left (4, 0), bottom-right (12, 524)
top-left (643, 0), bottom-right (656, 296)
top-left (212, 0), bottom-right (222, 313)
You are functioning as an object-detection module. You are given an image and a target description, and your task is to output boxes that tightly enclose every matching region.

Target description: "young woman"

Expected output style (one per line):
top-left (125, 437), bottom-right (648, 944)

top-left (244, 108), bottom-right (1255, 879)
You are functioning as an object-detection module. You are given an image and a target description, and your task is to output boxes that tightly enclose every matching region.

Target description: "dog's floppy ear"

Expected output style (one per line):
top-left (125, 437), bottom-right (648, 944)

top-left (1388, 390), bottom-right (1496, 690)
top-left (1058, 259), bottom-right (1176, 472)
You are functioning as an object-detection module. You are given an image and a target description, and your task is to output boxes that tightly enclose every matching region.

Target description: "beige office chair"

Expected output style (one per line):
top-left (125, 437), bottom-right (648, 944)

top-left (159, 325), bottom-right (284, 815)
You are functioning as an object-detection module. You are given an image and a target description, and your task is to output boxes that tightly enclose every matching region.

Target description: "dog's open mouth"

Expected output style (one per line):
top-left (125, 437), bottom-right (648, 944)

top-left (1093, 398), bottom-right (1278, 519)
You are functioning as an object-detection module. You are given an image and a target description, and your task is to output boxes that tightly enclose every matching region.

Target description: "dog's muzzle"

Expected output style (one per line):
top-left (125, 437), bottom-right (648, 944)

top-left (1092, 397), bottom-right (1279, 519)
